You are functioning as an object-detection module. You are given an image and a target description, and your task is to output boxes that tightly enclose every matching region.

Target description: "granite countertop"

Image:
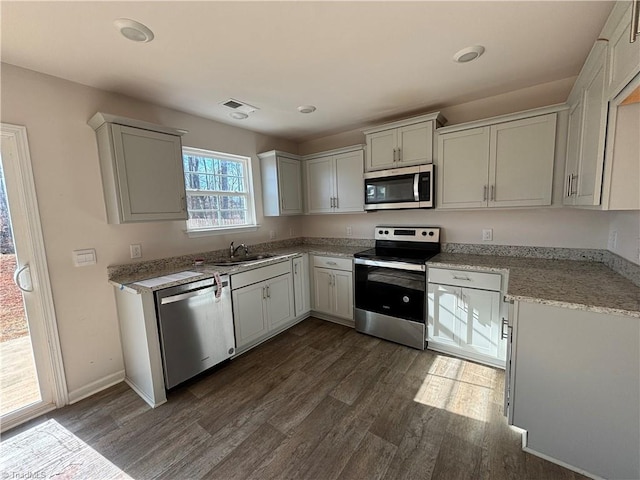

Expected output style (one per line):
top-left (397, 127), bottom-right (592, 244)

top-left (428, 253), bottom-right (640, 318)
top-left (110, 244), bottom-right (364, 294)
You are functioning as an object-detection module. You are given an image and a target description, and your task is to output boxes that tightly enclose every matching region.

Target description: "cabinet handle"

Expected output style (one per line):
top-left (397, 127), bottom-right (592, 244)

top-left (266, 285), bottom-right (270, 298)
top-left (490, 185), bottom-right (495, 201)
top-left (452, 275), bottom-right (472, 281)
top-left (483, 185), bottom-right (487, 201)
top-left (327, 261), bottom-right (337, 266)
top-left (393, 148), bottom-right (398, 162)
top-left (570, 174), bottom-right (577, 196)
top-left (631, 0), bottom-right (639, 43)
top-left (501, 318), bottom-right (509, 340)
top-left (281, 197), bottom-right (285, 210)
top-left (566, 174), bottom-right (571, 198)
top-left (262, 286), bottom-right (266, 299)
top-left (181, 195), bottom-right (187, 211)
top-left (294, 263), bottom-right (298, 275)
top-left (397, 147), bottom-right (402, 162)
top-left (335, 196), bottom-right (339, 209)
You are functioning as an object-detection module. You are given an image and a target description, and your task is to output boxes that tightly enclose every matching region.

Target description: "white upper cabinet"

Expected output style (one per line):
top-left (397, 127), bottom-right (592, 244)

top-left (258, 150), bottom-right (303, 216)
top-left (563, 41), bottom-right (608, 206)
top-left (437, 108), bottom-right (558, 209)
top-left (363, 112), bottom-right (446, 171)
top-left (88, 113), bottom-right (188, 224)
top-left (606, 1), bottom-right (640, 98)
top-left (304, 146), bottom-right (364, 214)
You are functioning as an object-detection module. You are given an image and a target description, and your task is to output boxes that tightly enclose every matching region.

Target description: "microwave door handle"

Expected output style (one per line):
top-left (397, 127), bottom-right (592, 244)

top-left (413, 174), bottom-right (420, 201)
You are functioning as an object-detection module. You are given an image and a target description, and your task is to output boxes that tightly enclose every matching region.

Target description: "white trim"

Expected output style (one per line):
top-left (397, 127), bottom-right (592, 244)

top-left (362, 111), bottom-right (446, 134)
top-left (436, 104), bottom-right (569, 134)
top-left (310, 311), bottom-right (355, 328)
top-left (124, 377), bottom-right (166, 408)
top-left (185, 224), bottom-right (260, 238)
top-left (0, 402), bottom-right (57, 433)
top-left (67, 370), bottom-right (125, 404)
top-left (520, 431), bottom-right (604, 480)
top-left (0, 123), bottom-right (69, 410)
top-left (301, 144), bottom-right (365, 161)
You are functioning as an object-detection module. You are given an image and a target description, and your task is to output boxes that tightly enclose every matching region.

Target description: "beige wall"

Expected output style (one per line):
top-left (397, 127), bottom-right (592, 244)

top-left (0, 64), bottom-right (300, 398)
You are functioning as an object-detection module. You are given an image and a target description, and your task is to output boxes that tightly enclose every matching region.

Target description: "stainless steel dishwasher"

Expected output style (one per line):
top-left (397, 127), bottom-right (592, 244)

top-left (155, 275), bottom-right (235, 389)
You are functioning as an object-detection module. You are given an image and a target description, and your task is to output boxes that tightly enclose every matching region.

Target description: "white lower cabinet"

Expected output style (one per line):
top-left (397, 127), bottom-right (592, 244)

top-left (312, 256), bottom-right (353, 322)
top-left (507, 301), bottom-right (639, 480)
top-left (292, 254), bottom-right (311, 317)
top-left (231, 261), bottom-right (295, 351)
top-left (428, 267), bottom-right (505, 367)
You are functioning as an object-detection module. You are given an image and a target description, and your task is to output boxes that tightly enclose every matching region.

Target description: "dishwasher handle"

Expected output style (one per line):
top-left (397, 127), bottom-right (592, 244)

top-left (160, 282), bottom-right (227, 305)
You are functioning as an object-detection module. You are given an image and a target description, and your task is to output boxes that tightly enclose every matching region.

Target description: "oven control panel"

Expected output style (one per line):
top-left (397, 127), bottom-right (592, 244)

top-left (374, 226), bottom-right (440, 242)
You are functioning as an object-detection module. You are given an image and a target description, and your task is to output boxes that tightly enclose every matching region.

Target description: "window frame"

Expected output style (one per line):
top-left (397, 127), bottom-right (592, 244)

top-left (182, 146), bottom-right (257, 235)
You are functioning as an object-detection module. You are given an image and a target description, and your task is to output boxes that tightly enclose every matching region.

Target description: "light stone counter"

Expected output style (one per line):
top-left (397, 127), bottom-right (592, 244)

top-left (428, 253), bottom-right (640, 318)
top-left (109, 244), bottom-right (364, 294)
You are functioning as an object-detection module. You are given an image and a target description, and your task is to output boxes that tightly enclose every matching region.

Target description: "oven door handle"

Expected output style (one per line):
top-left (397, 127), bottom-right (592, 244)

top-left (355, 258), bottom-right (425, 272)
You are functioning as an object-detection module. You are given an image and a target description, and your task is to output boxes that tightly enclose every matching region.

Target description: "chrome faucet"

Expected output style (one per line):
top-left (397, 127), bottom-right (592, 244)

top-left (229, 241), bottom-right (249, 258)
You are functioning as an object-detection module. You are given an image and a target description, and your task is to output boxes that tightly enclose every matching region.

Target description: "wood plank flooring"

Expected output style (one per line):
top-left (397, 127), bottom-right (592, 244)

top-left (3, 317), bottom-right (590, 480)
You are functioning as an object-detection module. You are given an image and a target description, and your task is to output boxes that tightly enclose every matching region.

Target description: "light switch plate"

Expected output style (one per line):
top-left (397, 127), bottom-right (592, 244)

top-left (73, 248), bottom-right (97, 267)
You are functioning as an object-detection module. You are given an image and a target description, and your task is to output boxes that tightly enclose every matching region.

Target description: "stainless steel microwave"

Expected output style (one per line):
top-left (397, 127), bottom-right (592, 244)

top-left (364, 164), bottom-right (434, 211)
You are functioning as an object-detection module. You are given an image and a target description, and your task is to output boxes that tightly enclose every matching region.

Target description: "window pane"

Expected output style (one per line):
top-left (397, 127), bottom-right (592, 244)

top-left (183, 148), bottom-right (254, 231)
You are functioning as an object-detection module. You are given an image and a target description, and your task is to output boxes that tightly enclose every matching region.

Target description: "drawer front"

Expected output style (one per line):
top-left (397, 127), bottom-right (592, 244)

top-left (312, 255), bottom-right (353, 271)
top-left (428, 267), bottom-right (501, 291)
top-left (231, 260), bottom-right (291, 290)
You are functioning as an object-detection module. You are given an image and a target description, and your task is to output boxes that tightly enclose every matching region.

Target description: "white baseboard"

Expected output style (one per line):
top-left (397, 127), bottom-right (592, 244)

top-left (311, 311), bottom-right (355, 328)
top-left (67, 370), bottom-right (125, 404)
top-left (520, 430), bottom-right (603, 480)
top-left (124, 378), bottom-right (166, 408)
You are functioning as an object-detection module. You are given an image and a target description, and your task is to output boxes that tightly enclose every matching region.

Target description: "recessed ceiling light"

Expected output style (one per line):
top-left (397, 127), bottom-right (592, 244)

top-left (114, 18), bottom-right (154, 43)
top-left (453, 45), bottom-right (485, 63)
top-left (297, 105), bottom-right (317, 114)
top-left (229, 112), bottom-right (249, 120)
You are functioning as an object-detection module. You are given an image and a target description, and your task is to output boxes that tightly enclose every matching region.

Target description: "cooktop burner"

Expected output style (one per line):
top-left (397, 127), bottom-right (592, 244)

top-left (354, 226), bottom-right (441, 263)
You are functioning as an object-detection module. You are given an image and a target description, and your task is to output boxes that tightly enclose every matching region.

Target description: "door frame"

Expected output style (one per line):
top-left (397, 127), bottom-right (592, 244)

top-left (1, 123), bottom-right (67, 431)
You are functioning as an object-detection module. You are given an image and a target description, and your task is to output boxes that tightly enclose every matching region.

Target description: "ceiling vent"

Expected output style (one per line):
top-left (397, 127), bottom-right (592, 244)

top-left (220, 99), bottom-right (259, 115)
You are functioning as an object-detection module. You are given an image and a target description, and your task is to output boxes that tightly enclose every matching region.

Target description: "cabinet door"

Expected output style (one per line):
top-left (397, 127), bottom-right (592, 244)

top-left (313, 268), bottom-right (334, 315)
top-left (489, 114), bottom-right (556, 208)
top-left (111, 124), bottom-right (187, 222)
top-left (575, 55), bottom-right (607, 206)
top-left (333, 270), bottom-right (353, 320)
top-left (293, 255), bottom-right (311, 317)
top-left (457, 288), bottom-right (501, 359)
top-left (366, 129), bottom-right (397, 171)
top-left (563, 101), bottom-right (583, 205)
top-left (334, 150), bottom-right (364, 212)
top-left (265, 273), bottom-right (295, 330)
top-left (277, 157), bottom-right (303, 215)
top-left (305, 156), bottom-right (334, 213)
top-left (437, 127), bottom-right (490, 209)
top-left (427, 283), bottom-right (460, 348)
top-left (398, 121), bottom-right (433, 166)
top-left (232, 282), bottom-right (267, 348)
top-left (608, 2), bottom-right (640, 97)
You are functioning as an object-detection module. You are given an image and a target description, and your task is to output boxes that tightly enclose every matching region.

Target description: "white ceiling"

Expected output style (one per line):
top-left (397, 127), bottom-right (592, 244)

top-left (1, 1), bottom-right (614, 142)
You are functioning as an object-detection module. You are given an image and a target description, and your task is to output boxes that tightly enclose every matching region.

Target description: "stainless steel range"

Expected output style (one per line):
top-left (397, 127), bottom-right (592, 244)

top-left (354, 226), bottom-right (441, 350)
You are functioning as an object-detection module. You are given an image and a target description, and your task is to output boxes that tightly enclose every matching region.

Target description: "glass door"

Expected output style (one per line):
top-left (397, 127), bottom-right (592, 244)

top-left (1, 124), bottom-right (65, 431)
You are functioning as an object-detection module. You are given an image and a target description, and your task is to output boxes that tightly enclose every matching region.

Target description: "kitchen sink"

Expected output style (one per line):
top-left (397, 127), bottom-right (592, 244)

top-left (210, 253), bottom-right (278, 265)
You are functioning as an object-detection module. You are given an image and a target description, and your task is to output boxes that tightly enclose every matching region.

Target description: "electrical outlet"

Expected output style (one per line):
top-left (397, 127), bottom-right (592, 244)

top-left (289, 227), bottom-right (295, 237)
top-left (482, 229), bottom-right (493, 241)
top-left (130, 244), bottom-right (142, 259)
top-left (609, 230), bottom-right (618, 250)
top-left (346, 226), bottom-right (353, 236)
top-left (269, 230), bottom-right (276, 240)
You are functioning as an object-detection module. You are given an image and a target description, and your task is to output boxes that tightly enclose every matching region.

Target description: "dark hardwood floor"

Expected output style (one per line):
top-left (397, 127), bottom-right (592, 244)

top-left (3, 317), bottom-right (589, 479)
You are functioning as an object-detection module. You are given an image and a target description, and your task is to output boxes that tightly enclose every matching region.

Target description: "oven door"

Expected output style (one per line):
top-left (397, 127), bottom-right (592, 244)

top-left (354, 258), bottom-right (426, 323)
